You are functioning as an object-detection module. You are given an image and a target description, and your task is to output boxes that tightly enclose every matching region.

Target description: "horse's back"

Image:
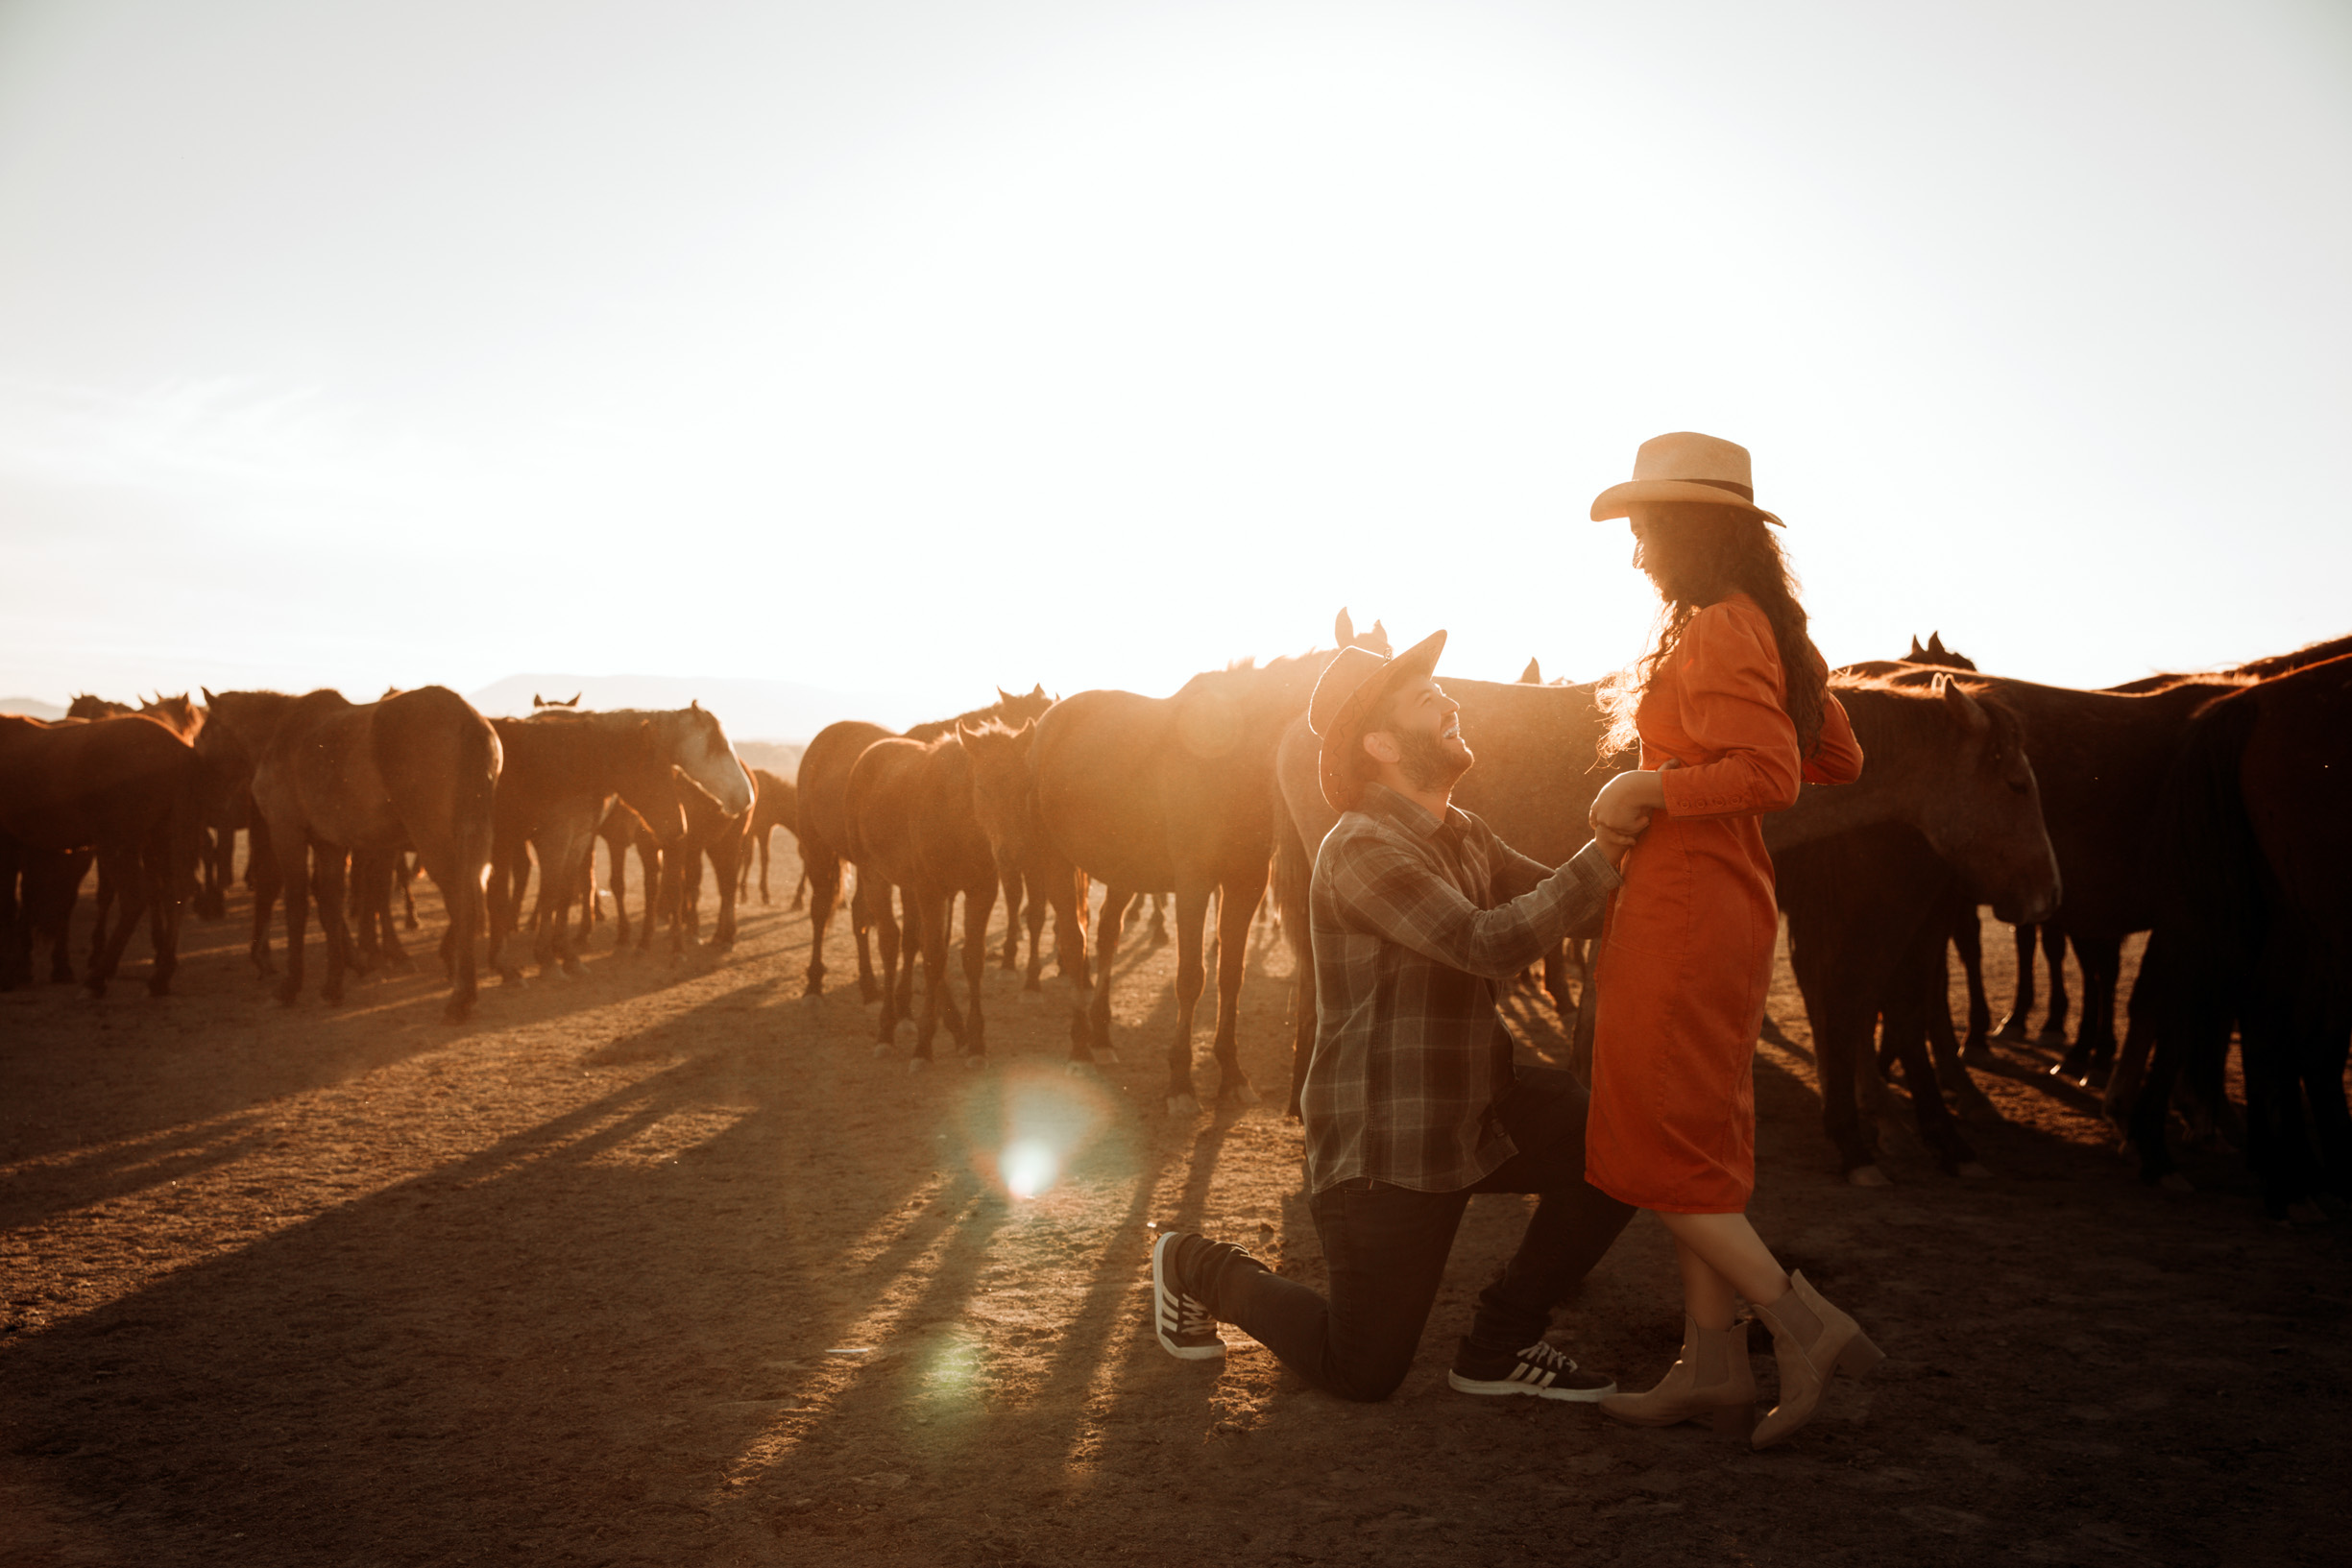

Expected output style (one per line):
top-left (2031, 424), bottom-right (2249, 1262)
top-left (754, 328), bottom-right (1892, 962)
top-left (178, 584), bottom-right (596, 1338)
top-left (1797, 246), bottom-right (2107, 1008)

top-left (373, 687), bottom-right (500, 859)
top-left (1032, 690), bottom-right (1173, 886)
top-left (798, 721), bottom-right (894, 852)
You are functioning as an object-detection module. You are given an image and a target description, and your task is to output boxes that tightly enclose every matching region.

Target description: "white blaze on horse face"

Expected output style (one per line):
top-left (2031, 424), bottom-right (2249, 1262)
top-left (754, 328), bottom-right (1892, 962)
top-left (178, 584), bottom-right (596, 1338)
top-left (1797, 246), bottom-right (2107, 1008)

top-left (683, 729), bottom-right (754, 815)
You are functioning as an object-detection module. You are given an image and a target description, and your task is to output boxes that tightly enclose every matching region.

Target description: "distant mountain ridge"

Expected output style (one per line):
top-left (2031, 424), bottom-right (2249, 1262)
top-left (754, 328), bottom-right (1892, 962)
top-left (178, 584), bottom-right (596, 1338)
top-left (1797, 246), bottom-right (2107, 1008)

top-left (463, 673), bottom-right (936, 744)
top-left (0, 696), bottom-right (66, 720)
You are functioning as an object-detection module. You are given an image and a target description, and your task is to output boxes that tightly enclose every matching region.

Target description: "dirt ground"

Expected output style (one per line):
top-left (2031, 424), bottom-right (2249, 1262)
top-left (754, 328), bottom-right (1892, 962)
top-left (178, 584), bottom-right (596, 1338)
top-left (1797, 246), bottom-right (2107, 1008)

top-left (4, 837), bottom-right (2347, 1568)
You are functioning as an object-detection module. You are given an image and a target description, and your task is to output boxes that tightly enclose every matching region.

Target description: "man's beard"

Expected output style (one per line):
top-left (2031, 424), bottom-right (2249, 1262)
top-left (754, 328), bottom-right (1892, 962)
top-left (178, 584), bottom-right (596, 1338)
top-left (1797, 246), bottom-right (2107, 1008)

top-left (1395, 728), bottom-right (1471, 791)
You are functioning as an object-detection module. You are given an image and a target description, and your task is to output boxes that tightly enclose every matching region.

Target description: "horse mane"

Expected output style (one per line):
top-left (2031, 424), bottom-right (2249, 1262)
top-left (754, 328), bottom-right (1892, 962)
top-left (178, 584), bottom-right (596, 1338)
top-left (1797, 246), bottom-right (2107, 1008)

top-left (1829, 671), bottom-right (2026, 759)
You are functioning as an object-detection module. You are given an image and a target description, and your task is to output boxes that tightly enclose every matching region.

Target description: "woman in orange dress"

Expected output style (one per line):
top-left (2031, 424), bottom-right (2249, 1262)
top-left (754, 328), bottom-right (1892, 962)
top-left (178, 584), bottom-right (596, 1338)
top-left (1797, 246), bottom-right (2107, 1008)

top-left (1579, 433), bottom-right (1879, 1449)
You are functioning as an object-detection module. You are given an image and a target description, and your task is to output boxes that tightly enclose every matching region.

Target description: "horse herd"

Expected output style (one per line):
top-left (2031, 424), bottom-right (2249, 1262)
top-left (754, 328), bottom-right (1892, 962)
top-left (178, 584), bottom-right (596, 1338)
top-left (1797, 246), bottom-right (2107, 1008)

top-left (3, 611), bottom-right (2347, 1222)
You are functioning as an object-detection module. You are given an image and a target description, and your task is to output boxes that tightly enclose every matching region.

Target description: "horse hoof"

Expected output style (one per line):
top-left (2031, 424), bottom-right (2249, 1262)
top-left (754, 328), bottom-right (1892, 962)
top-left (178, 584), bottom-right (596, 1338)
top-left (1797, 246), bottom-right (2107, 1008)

top-left (500, 971), bottom-right (526, 988)
top-left (859, 981), bottom-right (882, 1003)
top-left (1024, 977), bottom-right (1042, 994)
top-left (1064, 1060), bottom-right (1096, 1078)
top-left (1224, 1079), bottom-right (1260, 1107)
top-left (1957, 1162), bottom-right (1994, 1180)
top-left (2157, 1171), bottom-right (2194, 1194)
top-left (871, 1042), bottom-right (895, 1059)
top-left (1846, 1165), bottom-right (1892, 1188)
top-left (1167, 1094), bottom-right (1200, 1117)
top-left (908, 1057), bottom-right (930, 1074)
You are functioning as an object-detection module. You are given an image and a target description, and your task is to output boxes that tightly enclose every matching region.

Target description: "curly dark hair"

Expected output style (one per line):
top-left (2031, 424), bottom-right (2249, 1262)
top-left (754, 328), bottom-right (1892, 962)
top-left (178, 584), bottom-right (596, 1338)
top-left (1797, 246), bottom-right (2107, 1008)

top-left (1596, 501), bottom-right (1830, 761)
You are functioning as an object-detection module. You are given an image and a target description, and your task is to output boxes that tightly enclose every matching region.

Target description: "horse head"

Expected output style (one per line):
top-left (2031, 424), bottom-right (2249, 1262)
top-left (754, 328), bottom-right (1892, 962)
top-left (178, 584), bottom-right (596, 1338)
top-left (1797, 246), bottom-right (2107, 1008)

top-left (664, 703), bottom-right (754, 816)
top-left (957, 718), bottom-right (1039, 857)
top-left (1864, 676), bottom-right (2060, 925)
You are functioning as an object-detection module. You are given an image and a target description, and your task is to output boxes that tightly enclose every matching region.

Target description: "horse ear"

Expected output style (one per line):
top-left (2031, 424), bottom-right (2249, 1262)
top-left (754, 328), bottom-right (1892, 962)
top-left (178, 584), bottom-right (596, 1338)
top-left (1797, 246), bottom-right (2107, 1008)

top-left (1907, 636), bottom-right (1926, 660)
top-left (202, 687), bottom-right (216, 705)
top-left (1927, 632), bottom-right (1949, 657)
top-left (1029, 683), bottom-right (1045, 699)
top-left (1934, 673), bottom-right (1989, 731)
top-left (1335, 607), bottom-right (1356, 646)
top-left (567, 691), bottom-right (580, 707)
top-left (691, 698), bottom-right (701, 712)
top-left (1518, 657), bottom-right (1541, 685)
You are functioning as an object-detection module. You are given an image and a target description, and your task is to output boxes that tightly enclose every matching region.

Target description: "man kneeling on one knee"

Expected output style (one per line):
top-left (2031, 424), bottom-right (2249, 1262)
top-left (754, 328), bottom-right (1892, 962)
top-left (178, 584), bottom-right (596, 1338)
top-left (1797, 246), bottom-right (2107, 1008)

top-left (1152, 630), bottom-right (1642, 1401)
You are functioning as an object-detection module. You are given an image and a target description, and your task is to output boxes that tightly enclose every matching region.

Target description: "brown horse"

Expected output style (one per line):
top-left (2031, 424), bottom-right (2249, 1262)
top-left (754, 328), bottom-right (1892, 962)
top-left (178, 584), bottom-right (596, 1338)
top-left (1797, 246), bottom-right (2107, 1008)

top-left (737, 768), bottom-right (804, 906)
top-left (485, 708), bottom-right (740, 982)
top-left (593, 799), bottom-right (664, 950)
top-left (204, 687), bottom-right (501, 1022)
top-left (1271, 671), bottom-right (2060, 1176)
top-left (1034, 609), bottom-right (1390, 1114)
top-left (961, 719), bottom-right (1090, 1002)
top-left (0, 713), bottom-right (202, 997)
top-left (839, 734), bottom-right (1001, 1068)
top-left (796, 688), bottom-right (1054, 1001)
top-left (2121, 654), bottom-right (2352, 1218)
top-left (1845, 660), bottom-right (2243, 1089)
top-left (672, 757), bottom-right (757, 955)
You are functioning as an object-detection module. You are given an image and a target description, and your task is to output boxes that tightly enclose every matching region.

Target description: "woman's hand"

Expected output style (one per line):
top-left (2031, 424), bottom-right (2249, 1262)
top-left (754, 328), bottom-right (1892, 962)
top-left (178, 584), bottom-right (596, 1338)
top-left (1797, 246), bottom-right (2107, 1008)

top-left (1589, 769), bottom-right (1669, 859)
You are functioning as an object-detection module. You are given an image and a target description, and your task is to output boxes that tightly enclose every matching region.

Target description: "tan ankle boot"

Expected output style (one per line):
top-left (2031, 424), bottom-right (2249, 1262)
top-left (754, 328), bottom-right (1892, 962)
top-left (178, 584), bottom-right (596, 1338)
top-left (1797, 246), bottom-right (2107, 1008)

top-left (1598, 1315), bottom-right (1758, 1436)
top-left (1749, 1269), bottom-right (1883, 1449)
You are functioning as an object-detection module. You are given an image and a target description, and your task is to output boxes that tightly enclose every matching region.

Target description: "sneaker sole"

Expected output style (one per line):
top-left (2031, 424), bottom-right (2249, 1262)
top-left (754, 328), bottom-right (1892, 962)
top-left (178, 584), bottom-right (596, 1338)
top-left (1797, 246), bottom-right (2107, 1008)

top-left (1151, 1232), bottom-right (1224, 1361)
top-left (1448, 1369), bottom-right (1614, 1402)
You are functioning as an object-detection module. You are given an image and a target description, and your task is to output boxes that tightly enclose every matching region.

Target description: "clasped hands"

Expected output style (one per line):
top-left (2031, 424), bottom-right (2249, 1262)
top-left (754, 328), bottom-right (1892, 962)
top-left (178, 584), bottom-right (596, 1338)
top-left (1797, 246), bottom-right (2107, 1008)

top-left (1588, 762), bottom-right (1674, 869)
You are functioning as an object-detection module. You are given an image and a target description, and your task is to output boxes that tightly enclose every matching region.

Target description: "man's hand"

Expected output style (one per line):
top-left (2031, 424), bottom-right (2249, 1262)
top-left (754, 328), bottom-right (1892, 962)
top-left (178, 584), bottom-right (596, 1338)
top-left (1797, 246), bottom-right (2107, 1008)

top-left (1592, 818), bottom-right (1642, 868)
top-left (1589, 768), bottom-right (1670, 865)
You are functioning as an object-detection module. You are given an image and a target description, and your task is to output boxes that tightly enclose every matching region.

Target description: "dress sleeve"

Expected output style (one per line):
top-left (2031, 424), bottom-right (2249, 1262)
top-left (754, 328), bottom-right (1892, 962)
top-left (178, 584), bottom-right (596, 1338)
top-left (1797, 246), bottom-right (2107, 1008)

top-left (1804, 686), bottom-right (1865, 785)
top-left (1656, 601), bottom-right (1805, 819)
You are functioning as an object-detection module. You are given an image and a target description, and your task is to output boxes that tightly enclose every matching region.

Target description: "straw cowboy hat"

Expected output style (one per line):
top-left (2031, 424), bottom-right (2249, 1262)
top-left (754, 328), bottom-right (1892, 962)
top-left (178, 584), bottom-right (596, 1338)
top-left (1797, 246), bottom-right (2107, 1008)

top-left (1588, 432), bottom-right (1783, 527)
top-left (1307, 629), bottom-right (1447, 811)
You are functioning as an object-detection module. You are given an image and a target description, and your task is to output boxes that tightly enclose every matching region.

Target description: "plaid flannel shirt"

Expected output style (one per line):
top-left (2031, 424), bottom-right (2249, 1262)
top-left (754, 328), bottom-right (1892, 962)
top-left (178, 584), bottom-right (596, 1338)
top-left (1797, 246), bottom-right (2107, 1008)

top-left (1300, 783), bottom-right (1623, 1194)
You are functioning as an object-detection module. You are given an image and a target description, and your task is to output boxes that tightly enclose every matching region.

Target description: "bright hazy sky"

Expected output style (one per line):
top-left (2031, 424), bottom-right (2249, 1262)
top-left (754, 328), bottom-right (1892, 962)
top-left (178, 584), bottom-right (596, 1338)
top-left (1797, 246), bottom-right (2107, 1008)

top-left (3, 0), bottom-right (2347, 716)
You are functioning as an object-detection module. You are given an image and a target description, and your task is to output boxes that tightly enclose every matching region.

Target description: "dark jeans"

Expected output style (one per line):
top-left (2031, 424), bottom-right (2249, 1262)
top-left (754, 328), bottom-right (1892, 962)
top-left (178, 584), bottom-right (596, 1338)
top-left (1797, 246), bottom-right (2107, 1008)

top-left (1193, 1066), bottom-right (1634, 1402)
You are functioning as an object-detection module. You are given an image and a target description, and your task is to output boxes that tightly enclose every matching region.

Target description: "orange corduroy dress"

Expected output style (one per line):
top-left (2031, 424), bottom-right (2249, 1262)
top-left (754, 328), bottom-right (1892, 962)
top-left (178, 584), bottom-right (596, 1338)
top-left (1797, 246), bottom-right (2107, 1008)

top-left (1586, 592), bottom-right (1864, 1213)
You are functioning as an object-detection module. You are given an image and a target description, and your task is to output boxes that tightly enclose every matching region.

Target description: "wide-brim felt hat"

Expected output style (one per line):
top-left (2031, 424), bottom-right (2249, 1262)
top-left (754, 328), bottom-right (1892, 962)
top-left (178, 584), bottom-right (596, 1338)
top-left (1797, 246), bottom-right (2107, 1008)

top-left (1309, 629), bottom-right (1446, 812)
top-left (1589, 431), bottom-right (1783, 527)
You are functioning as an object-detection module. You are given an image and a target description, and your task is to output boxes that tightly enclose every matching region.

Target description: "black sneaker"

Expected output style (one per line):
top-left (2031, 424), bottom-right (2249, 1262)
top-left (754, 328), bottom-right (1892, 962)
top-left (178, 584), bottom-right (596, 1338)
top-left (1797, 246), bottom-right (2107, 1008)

top-left (1150, 1231), bottom-right (1225, 1361)
top-left (1449, 1339), bottom-right (1614, 1402)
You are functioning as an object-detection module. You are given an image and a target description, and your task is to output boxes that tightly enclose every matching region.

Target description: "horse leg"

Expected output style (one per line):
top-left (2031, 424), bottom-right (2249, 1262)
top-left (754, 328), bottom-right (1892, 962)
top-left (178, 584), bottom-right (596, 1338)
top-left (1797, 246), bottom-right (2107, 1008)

top-left (1951, 900), bottom-right (1992, 1060)
top-left (2051, 932), bottom-right (2116, 1084)
top-left (714, 837), bottom-right (740, 950)
top-left (142, 815), bottom-right (183, 998)
top-left (909, 890), bottom-right (955, 1070)
top-left (81, 846), bottom-right (133, 999)
top-left (961, 880), bottom-right (993, 1065)
top-left (1892, 943), bottom-right (1987, 1173)
top-left (2037, 923), bottom-right (2073, 1045)
top-left (791, 868), bottom-right (807, 911)
top-left (272, 835), bottom-right (310, 1005)
top-left (249, 818), bottom-right (280, 978)
top-left (1023, 877), bottom-right (1047, 992)
top-left (893, 885), bottom-right (917, 1023)
top-left (1164, 884), bottom-right (1214, 1116)
top-left (313, 849), bottom-right (355, 1005)
top-left (871, 880), bottom-right (903, 1055)
top-left (486, 839), bottom-right (525, 985)
top-left (1208, 869), bottom-right (1264, 1108)
top-left (1992, 922), bottom-right (2036, 1040)
top-left (997, 865), bottom-right (1021, 973)
top-left (852, 870), bottom-right (881, 1001)
top-left (802, 842), bottom-right (841, 993)
top-left (1084, 885), bottom-right (1129, 1065)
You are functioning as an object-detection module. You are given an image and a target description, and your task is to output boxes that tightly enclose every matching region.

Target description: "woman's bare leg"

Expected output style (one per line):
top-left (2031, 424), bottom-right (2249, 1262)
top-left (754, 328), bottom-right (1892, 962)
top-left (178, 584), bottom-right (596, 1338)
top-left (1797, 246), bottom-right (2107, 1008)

top-left (1659, 1211), bottom-right (1791, 1317)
